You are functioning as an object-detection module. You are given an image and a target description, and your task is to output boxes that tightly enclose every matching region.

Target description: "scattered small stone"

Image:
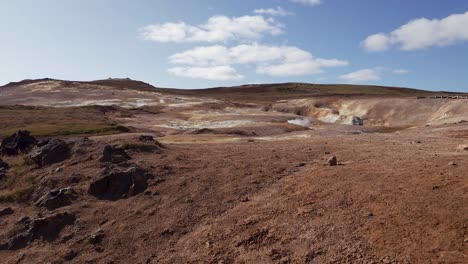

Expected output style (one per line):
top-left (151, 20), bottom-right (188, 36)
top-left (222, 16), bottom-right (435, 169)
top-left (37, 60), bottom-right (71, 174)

top-left (448, 161), bottom-right (457, 166)
top-left (241, 197), bottom-right (250, 202)
top-left (324, 151), bottom-right (330, 154)
top-left (55, 167), bottom-right (63, 173)
top-left (297, 162), bottom-right (306, 167)
top-left (456, 144), bottom-right (468, 151)
top-left (327, 156), bottom-right (338, 166)
top-left (63, 250), bottom-right (78, 261)
top-left (88, 230), bottom-right (105, 245)
top-left (138, 135), bottom-right (154, 142)
top-left (0, 207), bottom-right (14, 218)
top-left (352, 116), bottom-right (364, 126)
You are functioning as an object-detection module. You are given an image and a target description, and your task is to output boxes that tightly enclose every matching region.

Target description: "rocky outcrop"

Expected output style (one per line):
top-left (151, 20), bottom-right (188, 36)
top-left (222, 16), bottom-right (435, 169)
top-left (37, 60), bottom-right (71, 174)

top-left (1, 212), bottom-right (76, 250)
top-left (100, 145), bottom-right (130, 164)
top-left (88, 166), bottom-right (149, 200)
top-left (25, 139), bottom-right (71, 167)
top-left (35, 188), bottom-right (74, 210)
top-left (0, 130), bottom-right (38, 155)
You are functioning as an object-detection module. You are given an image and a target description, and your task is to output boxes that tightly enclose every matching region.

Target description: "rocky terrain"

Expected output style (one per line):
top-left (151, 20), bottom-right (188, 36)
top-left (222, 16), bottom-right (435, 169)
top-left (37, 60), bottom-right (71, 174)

top-left (0, 78), bottom-right (467, 263)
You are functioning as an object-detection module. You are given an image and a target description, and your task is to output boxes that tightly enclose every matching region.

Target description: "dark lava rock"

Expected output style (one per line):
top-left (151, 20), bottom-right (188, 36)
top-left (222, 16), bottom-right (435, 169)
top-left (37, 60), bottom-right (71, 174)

top-left (0, 207), bottom-right (14, 218)
top-left (35, 188), bottom-right (74, 210)
top-left (100, 145), bottom-right (130, 164)
top-left (30, 212), bottom-right (76, 241)
top-left (0, 130), bottom-right (38, 155)
top-left (63, 250), bottom-right (78, 260)
top-left (25, 139), bottom-right (71, 167)
top-left (88, 230), bottom-right (105, 245)
top-left (0, 159), bottom-right (9, 170)
top-left (138, 135), bottom-right (155, 142)
top-left (88, 166), bottom-right (149, 200)
top-left (0, 159), bottom-right (8, 180)
top-left (352, 116), bottom-right (364, 126)
top-left (327, 156), bottom-right (338, 166)
top-left (2, 212), bottom-right (76, 250)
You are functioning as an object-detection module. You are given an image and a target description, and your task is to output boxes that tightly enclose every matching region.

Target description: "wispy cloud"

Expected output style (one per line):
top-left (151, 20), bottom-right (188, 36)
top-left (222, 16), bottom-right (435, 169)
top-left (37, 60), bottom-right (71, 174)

top-left (339, 69), bottom-right (380, 83)
top-left (362, 11), bottom-right (468, 52)
top-left (168, 43), bottom-right (348, 79)
top-left (254, 6), bottom-right (293, 17)
top-left (290, 0), bottom-right (321, 6)
top-left (168, 66), bottom-right (243, 81)
top-left (392, 69), bottom-right (409, 74)
top-left (140, 15), bottom-right (282, 43)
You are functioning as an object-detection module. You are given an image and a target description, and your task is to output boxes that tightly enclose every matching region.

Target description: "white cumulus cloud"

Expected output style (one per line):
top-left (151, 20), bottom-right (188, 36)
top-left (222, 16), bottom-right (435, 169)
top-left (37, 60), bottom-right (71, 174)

top-left (254, 6), bottom-right (293, 16)
top-left (339, 69), bottom-right (380, 83)
top-left (168, 66), bottom-right (243, 81)
top-left (290, 0), bottom-right (321, 6)
top-left (140, 15), bottom-right (283, 43)
top-left (168, 43), bottom-right (348, 79)
top-left (362, 11), bottom-right (468, 52)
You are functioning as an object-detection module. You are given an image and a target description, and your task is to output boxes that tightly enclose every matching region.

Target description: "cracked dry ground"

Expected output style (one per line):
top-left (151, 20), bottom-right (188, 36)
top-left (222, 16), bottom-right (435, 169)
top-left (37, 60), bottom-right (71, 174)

top-left (0, 123), bottom-right (468, 264)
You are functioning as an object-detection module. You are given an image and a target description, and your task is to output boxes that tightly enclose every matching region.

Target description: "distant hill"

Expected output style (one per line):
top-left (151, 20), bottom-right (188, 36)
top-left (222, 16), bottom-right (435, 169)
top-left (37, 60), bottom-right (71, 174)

top-left (1, 78), bottom-right (464, 102)
top-left (153, 83), bottom-right (461, 102)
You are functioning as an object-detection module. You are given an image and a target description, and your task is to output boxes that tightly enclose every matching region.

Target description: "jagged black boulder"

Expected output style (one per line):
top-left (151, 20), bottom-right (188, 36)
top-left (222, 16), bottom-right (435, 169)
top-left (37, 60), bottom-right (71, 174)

top-left (0, 130), bottom-right (38, 155)
top-left (88, 166), bottom-right (149, 200)
top-left (25, 139), bottom-right (71, 167)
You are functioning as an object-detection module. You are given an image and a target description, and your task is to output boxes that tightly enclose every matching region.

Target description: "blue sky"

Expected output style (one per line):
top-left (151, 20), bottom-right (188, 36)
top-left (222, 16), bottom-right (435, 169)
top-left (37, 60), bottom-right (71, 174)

top-left (1, 0), bottom-right (468, 92)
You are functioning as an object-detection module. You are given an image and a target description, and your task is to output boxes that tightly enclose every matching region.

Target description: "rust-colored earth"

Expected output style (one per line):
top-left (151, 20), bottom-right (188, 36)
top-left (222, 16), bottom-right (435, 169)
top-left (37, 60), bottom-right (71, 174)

top-left (0, 79), bottom-right (467, 263)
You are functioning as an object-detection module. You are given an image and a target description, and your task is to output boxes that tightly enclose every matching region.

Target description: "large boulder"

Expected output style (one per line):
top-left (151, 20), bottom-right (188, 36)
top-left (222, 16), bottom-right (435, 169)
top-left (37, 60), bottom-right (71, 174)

top-left (100, 145), bottom-right (130, 164)
top-left (0, 130), bottom-right (38, 155)
top-left (88, 166), bottom-right (149, 200)
top-left (25, 139), bottom-right (71, 167)
top-left (35, 188), bottom-right (74, 210)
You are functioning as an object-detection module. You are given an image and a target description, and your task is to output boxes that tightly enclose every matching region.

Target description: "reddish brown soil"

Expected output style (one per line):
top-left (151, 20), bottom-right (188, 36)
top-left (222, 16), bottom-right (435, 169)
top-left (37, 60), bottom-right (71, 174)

top-left (0, 122), bottom-right (467, 264)
top-left (1, 79), bottom-right (468, 263)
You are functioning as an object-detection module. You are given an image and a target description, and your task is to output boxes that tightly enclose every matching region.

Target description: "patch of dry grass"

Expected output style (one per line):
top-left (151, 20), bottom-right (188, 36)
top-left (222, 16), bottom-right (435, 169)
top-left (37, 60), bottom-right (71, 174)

top-left (0, 106), bottom-right (129, 138)
top-left (0, 156), bottom-right (36, 203)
